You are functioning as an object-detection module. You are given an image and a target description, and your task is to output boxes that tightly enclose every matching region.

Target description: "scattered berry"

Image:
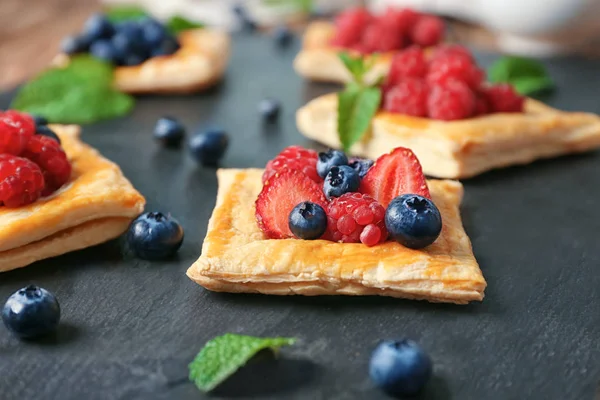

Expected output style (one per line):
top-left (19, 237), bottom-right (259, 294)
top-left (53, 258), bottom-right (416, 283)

top-left (323, 165), bottom-right (360, 199)
top-left (189, 128), bottom-right (229, 166)
top-left (317, 149), bottom-right (348, 179)
top-left (385, 194), bottom-right (442, 249)
top-left (0, 155), bottom-right (45, 207)
top-left (383, 78), bottom-right (428, 117)
top-left (410, 15), bottom-right (444, 47)
top-left (369, 339), bottom-right (433, 397)
top-left (22, 135), bottom-right (72, 196)
top-left (386, 46), bottom-right (428, 85)
top-left (2, 285), bottom-right (61, 339)
top-left (127, 212), bottom-right (184, 260)
top-left (484, 84), bottom-right (525, 113)
top-left (31, 114), bottom-right (48, 127)
top-left (263, 146), bottom-right (320, 184)
top-left (360, 147), bottom-right (430, 208)
top-left (427, 55), bottom-right (484, 90)
top-left (256, 169), bottom-right (327, 239)
top-left (348, 157), bottom-right (373, 178)
top-left (0, 110), bottom-right (35, 155)
top-left (427, 80), bottom-right (476, 121)
top-left (36, 125), bottom-right (61, 144)
top-left (154, 117), bottom-right (185, 147)
top-left (325, 193), bottom-right (388, 246)
top-left (273, 26), bottom-right (293, 46)
top-left (83, 13), bottom-right (115, 41)
top-left (288, 201), bottom-right (328, 240)
top-left (330, 7), bottom-right (372, 47)
top-left (258, 98), bottom-right (281, 122)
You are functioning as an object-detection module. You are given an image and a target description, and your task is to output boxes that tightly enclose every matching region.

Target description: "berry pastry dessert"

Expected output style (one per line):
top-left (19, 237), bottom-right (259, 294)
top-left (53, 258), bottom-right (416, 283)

top-left (0, 110), bottom-right (145, 272)
top-left (294, 7), bottom-right (445, 84)
top-left (297, 46), bottom-right (600, 178)
top-left (59, 13), bottom-right (230, 94)
top-left (188, 146), bottom-right (485, 304)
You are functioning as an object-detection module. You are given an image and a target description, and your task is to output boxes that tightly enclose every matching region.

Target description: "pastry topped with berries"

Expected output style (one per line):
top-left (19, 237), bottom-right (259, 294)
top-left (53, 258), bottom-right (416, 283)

top-left (0, 111), bottom-right (145, 272)
top-left (187, 146), bottom-right (485, 304)
top-left (294, 7), bottom-right (444, 84)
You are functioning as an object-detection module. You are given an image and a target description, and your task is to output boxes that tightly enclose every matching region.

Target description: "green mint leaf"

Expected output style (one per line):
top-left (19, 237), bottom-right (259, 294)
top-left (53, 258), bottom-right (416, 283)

top-left (262, 0), bottom-right (314, 13)
top-left (105, 5), bottom-right (149, 22)
top-left (188, 334), bottom-right (296, 392)
top-left (11, 55), bottom-right (135, 124)
top-left (511, 76), bottom-right (555, 95)
top-left (337, 86), bottom-right (381, 152)
top-left (488, 56), bottom-right (554, 95)
top-left (338, 52), bottom-right (367, 84)
top-left (166, 16), bottom-right (205, 35)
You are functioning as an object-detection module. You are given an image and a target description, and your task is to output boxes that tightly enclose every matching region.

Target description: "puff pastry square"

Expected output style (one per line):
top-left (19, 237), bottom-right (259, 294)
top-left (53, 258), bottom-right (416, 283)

top-left (297, 94), bottom-right (600, 179)
top-left (0, 125), bottom-right (145, 273)
top-left (187, 168), bottom-right (485, 304)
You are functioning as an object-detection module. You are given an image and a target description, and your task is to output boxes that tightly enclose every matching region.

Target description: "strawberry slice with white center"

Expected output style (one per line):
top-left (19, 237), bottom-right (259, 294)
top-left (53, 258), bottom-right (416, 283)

top-left (359, 147), bottom-right (430, 208)
top-left (256, 169), bottom-right (328, 239)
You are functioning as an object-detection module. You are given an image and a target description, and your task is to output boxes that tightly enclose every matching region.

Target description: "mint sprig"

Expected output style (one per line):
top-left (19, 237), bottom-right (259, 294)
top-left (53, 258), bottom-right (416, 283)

top-left (188, 333), bottom-right (296, 392)
top-left (488, 56), bottom-right (554, 95)
top-left (105, 5), bottom-right (149, 22)
top-left (166, 15), bottom-right (205, 35)
top-left (337, 53), bottom-right (382, 152)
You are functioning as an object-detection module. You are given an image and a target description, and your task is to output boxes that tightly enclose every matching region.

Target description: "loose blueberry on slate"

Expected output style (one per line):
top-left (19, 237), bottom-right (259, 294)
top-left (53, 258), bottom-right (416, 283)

top-left (89, 40), bottom-right (119, 63)
top-left (288, 202), bottom-right (328, 240)
top-left (258, 98), bottom-right (281, 122)
top-left (317, 149), bottom-right (348, 179)
top-left (83, 13), bottom-right (115, 41)
top-left (323, 165), bottom-right (360, 198)
top-left (36, 125), bottom-right (61, 144)
top-left (127, 212), bottom-right (184, 260)
top-left (154, 117), bottom-right (185, 147)
top-left (273, 26), bottom-right (292, 46)
top-left (369, 339), bottom-right (433, 397)
top-left (189, 128), bottom-right (229, 166)
top-left (31, 114), bottom-right (48, 126)
top-left (2, 285), bottom-right (61, 339)
top-left (348, 157), bottom-right (373, 178)
top-left (60, 35), bottom-right (91, 55)
top-left (385, 194), bottom-right (442, 249)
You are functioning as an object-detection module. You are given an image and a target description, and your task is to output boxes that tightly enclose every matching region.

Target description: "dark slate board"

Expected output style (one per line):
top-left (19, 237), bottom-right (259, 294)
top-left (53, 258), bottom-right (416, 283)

top-left (0, 32), bottom-right (599, 400)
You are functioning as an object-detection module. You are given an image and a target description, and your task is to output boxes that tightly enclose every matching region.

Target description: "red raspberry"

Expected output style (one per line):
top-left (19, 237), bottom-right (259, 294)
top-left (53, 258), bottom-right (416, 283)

top-left (410, 15), bottom-right (444, 47)
top-left (427, 54), bottom-right (484, 90)
top-left (484, 84), bottom-right (525, 113)
top-left (330, 7), bottom-right (372, 48)
top-left (431, 44), bottom-right (473, 63)
top-left (383, 7), bottom-right (420, 35)
top-left (22, 135), bottom-right (72, 196)
top-left (473, 95), bottom-right (491, 116)
top-left (428, 80), bottom-right (476, 121)
top-left (0, 110), bottom-right (35, 155)
top-left (326, 192), bottom-right (388, 246)
top-left (263, 145), bottom-right (320, 184)
top-left (360, 19), bottom-right (405, 53)
top-left (383, 78), bottom-right (428, 117)
top-left (386, 46), bottom-right (428, 85)
top-left (0, 154), bottom-right (45, 207)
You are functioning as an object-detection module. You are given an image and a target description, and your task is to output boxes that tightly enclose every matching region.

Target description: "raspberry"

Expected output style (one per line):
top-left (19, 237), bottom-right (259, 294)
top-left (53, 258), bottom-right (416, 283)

top-left (428, 80), bottom-right (476, 121)
top-left (383, 78), bottom-right (428, 117)
top-left (484, 84), bottom-right (525, 113)
top-left (386, 46), bottom-right (428, 85)
top-left (326, 192), bottom-right (388, 246)
top-left (330, 7), bottom-right (372, 48)
top-left (22, 135), bottom-right (72, 196)
top-left (427, 54), bottom-right (484, 90)
top-left (473, 95), bottom-right (491, 116)
top-left (263, 145), bottom-right (320, 184)
top-left (360, 19), bottom-right (405, 53)
top-left (431, 44), bottom-right (473, 63)
top-left (383, 7), bottom-right (420, 35)
top-left (410, 15), bottom-right (444, 47)
top-left (0, 154), bottom-right (45, 207)
top-left (0, 110), bottom-right (35, 155)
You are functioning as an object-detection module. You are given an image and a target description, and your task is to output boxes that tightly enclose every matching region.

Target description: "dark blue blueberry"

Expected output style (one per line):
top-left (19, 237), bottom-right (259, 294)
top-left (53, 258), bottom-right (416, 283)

top-left (36, 125), bottom-right (61, 144)
top-left (89, 40), bottom-right (119, 63)
top-left (189, 128), bottom-right (229, 166)
top-left (258, 98), bottom-right (281, 122)
top-left (323, 165), bottom-right (360, 199)
top-left (2, 285), bottom-right (61, 339)
top-left (127, 212), bottom-right (184, 260)
top-left (83, 13), bottom-right (115, 40)
top-left (154, 117), bottom-right (185, 147)
top-left (317, 149), bottom-right (348, 179)
top-left (273, 26), bottom-right (293, 46)
top-left (31, 114), bottom-right (48, 126)
top-left (288, 202), bottom-right (327, 240)
top-left (348, 157), bottom-right (374, 178)
top-left (369, 339), bottom-right (432, 397)
top-left (121, 53), bottom-right (146, 67)
top-left (111, 32), bottom-right (139, 59)
top-left (155, 36), bottom-right (180, 56)
top-left (385, 194), bottom-right (442, 249)
top-left (60, 35), bottom-right (91, 54)
top-left (115, 21), bottom-right (144, 42)
top-left (140, 18), bottom-right (167, 48)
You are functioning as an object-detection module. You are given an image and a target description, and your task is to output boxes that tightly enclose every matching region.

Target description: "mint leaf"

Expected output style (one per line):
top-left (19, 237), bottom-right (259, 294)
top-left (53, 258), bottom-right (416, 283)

top-left (166, 16), bottom-right (205, 35)
top-left (11, 55), bottom-right (135, 124)
top-left (188, 334), bottom-right (295, 392)
top-left (337, 86), bottom-right (381, 152)
top-left (105, 5), bottom-right (149, 22)
top-left (511, 76), bottom-right (554, 95)
top-left (338, 52), bottom-right (367, 84)
top-left (488, 56), bottom-right (554, 95)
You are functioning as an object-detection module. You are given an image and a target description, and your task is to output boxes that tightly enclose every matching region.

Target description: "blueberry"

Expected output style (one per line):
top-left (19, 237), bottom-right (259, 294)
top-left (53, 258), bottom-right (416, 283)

top-left (385, 194), bottom-right (442, 249)
top-left (154, 116), bottom-right (185, 147)
top-left (273, 26), bottom-right (293, 46)
top-left (89, 40), bottom-right (119, 63)
top-left (121, 53), bottom-right (146, 67)
top-left (31, 114), bottom-right (48, 126)
top-left (288, 202), bottom-right (327, 240)
top-left (2, 285), bottom-right (60, 339)
top-left (258, 98), bottom-right (281, 122)
top-left (111, 32), bottom-right (138, 58)
top-left (60, 35), bottom-right (91, 54)
top-left (127, 212), bottom-right (184, 260)
top-left (369, 339), bottom-right (432, 397)
top-left (189, 128), bottom-right (229, 166)
top-left (83, 13), bottom-right (115, 41)
top-left (115, 21), bottom-right (145, 43)
top-left (36, 125), bottom-right (61, 144)
top-left (155, 36), bottom-right (180, 55)
top-left (317, 149), bottom-right (349, 179)
top-left (140, 18), bottom-right (167, 48)
top-left (323, 165), bottom-right (360, 199)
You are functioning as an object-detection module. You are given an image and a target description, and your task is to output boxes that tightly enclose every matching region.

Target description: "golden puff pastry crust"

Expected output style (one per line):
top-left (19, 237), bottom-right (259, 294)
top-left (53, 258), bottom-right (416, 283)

top-left (296, 93), bottom-right (600, 179)
top-left (187, 168), bottom-right (486, 304)
top-left (114, 28), bottom-right (230, 94)
top-left (0, 125), bottom-right (145, 273)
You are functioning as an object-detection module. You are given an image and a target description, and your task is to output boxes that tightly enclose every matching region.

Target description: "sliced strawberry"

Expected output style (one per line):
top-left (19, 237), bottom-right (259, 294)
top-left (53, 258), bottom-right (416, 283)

top-left (359, 147), bottom-right (430, 207)
top-left (256, 169), bottom-right (328, 239)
